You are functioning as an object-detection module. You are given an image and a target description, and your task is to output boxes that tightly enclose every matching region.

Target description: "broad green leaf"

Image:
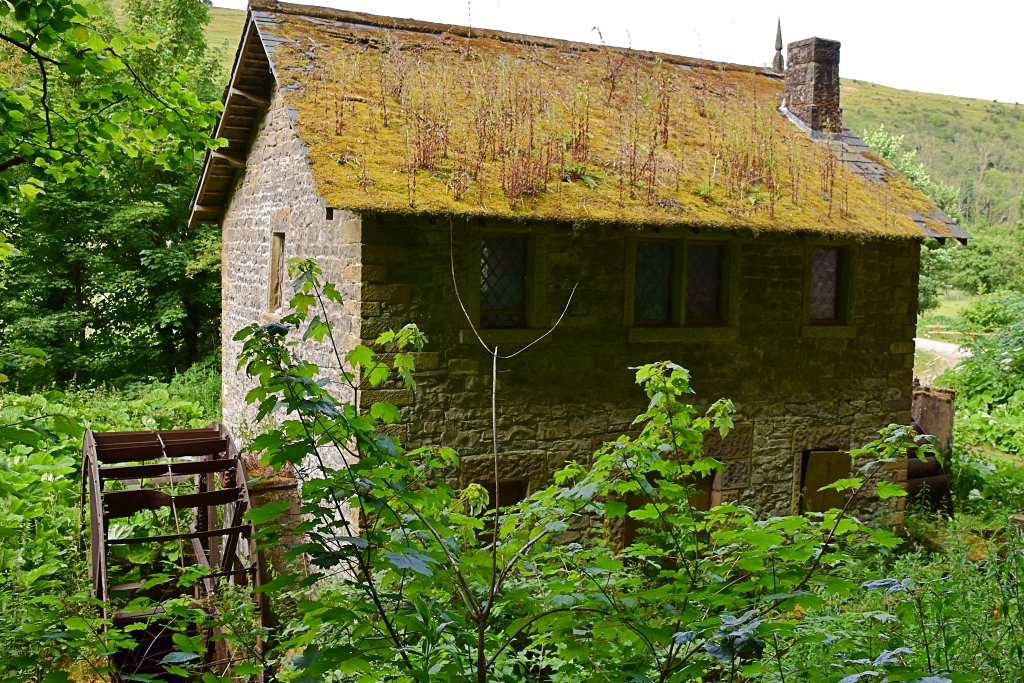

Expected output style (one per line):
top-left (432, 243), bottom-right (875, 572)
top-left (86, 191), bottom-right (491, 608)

top-left (244, 501), bottom-right (291, 525)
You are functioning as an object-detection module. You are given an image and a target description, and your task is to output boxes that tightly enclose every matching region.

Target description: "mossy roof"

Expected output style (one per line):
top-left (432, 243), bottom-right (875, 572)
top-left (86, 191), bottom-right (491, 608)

top-left (242, 0), bottom-right (963, 240)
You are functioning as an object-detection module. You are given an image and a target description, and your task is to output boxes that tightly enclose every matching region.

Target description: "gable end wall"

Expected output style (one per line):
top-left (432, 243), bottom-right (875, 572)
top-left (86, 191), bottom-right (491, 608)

top-left (220, 86), bottom-right (362, 462)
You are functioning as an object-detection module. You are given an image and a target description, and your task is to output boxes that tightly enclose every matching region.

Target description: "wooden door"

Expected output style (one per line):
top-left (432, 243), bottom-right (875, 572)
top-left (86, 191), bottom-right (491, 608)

top-left (800, 450), bottom-right (850, 513)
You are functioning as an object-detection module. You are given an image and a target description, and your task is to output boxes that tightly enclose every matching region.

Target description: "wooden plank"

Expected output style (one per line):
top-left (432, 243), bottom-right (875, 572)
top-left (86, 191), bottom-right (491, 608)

top-left (104, 487), bottom-right (241, 518)
top-left (175, 487), bottom-right (242, 509)
top-left (100, 459), bottom-right (238, 481)
top-left (108, 524), bottom-right (250, 546)
top-left (104, 489), bottom-right (173, 518)
top-left (95, 443), bottom-right (166, 464)
top-left (163, 437), bottom-right (229, 458)
top-left (801, 451), bottom-right (850, 513)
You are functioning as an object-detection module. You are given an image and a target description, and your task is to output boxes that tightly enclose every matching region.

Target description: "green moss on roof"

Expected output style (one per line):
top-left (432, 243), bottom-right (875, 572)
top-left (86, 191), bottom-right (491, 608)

top-left (256, 5), bottom-right (951, 239)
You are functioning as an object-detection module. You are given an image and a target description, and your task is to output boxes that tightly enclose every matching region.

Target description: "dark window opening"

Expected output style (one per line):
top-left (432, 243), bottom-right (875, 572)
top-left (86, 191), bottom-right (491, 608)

top-left (481, 479), bottom-right (528, 530)
top-left (810, 247), bottom-right (841, 322)
top-left (268, 232), bottom-right (285, 312)
top-left (623, 472), bottom-right (713, 547)
top-left (800, 450), bottom-right (850, 513)
top-left (481, 237), bottom-right (528, 328)
top-left (634, 241), bottom-right (674, 325)
top-left (686, 244), bottom-right (724, 324)
top-left (326, 207), bottom-right (334, 221)
top-left (482, 479), bottom-right (528, 510)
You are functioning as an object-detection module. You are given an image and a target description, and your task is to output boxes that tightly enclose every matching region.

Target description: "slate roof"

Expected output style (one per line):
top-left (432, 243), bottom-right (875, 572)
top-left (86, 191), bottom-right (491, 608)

top-left (191, 0), bottom-right (968, 242)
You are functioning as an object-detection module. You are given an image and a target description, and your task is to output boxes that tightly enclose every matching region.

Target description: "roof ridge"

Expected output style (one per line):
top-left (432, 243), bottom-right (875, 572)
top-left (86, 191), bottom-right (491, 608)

top-left (247, 0), bottom-right (778, 77)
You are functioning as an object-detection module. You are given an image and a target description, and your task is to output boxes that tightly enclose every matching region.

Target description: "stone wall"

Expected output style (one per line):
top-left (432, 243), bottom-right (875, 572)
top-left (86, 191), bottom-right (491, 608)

top-left (356, 214), bottom-right (918, 523)
top-left (219, 86), bottom-right (362, 470)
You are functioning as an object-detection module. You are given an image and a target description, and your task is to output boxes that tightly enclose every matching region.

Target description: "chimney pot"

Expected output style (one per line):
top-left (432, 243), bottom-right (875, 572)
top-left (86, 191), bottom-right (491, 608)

top-left (785, 37), bottom-right (842, 132)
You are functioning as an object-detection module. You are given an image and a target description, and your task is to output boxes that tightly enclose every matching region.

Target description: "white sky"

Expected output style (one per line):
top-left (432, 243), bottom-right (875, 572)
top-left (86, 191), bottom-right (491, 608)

top-left (210, 0), bottom-right (1024, 104)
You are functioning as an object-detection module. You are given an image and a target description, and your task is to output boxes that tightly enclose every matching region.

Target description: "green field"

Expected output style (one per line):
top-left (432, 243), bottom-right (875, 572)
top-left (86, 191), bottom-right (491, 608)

top-left (207, 7), bottom-right (247, 75)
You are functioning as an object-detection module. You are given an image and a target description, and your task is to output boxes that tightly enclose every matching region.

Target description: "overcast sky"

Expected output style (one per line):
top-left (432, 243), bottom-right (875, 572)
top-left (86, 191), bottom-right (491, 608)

top-left (210, 0), bottom-right (1024, 104)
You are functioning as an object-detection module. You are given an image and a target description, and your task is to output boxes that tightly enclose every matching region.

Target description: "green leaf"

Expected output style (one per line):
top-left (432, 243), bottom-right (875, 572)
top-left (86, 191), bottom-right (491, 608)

top-left (172, 633), bottom-right (196, 654)
top-left (244, 501), bottom-right (291, 525)
top-left (346, 345), bottom-right (374, 368)
top-left (370, 401), bottom-right (401, 424)
top-left (160, 652), bottom-right (198, 664)
top-left (819, 478), bottom-right (862, 493)
top-left (233, 663), bottom-right (263, 675)
top-left (875, 481), bottom-right (908, 499)
top-left (255, 573), bottom-right (297, 594)
top-left (604, 500), bottom-right (627, 518)
top-left (383, 548), bottom-right (439, 576)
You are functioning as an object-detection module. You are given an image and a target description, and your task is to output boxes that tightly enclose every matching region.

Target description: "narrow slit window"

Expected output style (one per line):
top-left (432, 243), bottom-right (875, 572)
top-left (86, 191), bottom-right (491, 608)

top-left (810, 247), bottom-right (841, 322)
top-left (634, 241), bottom-right (674, 325)
top-left (268, 232), bottom-right (285, 312)
top-left (481, 237), bottom-right (528, 328)
top-left (686, 244), bottom-right (724, 324)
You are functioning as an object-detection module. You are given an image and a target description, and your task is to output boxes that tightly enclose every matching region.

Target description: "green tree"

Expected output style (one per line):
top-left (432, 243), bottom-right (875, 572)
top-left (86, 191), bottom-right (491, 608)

top-left (0, 0), bottom-right (224, 384)
top-left (0, 0), bottom-right (223, 202)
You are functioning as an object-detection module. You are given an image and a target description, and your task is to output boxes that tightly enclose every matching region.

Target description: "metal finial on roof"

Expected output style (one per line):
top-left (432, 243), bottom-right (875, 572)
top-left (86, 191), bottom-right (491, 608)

top-left (773, 19), bottom-right (784, 71)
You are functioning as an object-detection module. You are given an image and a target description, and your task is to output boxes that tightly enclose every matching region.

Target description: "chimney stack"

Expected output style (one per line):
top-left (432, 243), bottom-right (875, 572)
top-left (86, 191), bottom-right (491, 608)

top-left (784, 37), bottom-right (841, 132)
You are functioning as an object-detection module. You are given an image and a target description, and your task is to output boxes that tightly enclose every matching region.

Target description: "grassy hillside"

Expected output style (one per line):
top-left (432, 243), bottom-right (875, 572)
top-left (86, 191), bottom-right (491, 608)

top-left (842, 80), bottom-right (1024, 226)
top-left (203, 10), bottom-right (1023, 224)
top-left (207, 7), bottom-right (247, 74)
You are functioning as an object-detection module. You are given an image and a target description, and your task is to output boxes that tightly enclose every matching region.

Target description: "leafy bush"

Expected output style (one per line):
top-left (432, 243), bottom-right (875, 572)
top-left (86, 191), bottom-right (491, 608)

top-left (0, 364), bottom-right (221, 681)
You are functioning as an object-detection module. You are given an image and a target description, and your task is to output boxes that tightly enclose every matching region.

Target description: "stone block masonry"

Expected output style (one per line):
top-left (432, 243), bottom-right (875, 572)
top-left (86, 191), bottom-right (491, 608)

top-left (219, 88), bottom-right (362, 472)
top-left (354, 214), bottom-right (918, 522)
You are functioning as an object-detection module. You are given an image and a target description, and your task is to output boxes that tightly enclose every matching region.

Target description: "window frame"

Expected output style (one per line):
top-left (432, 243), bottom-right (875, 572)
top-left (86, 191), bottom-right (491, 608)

top-left (802, 242), bottom-right (853, 328)
top-left (267, 231), bottom-right (286, 313)
top-left (632, 239), bottom-right (682, 327)
top-left (463, 229), bottom-right (546, 341)
top-left (625, 236), bottom-right (738, 340)
top-left (479, 234), bottom-right (531, 329)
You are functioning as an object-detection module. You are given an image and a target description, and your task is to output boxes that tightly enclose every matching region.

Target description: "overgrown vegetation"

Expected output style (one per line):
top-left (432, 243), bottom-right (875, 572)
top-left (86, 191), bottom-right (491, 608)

top-left (2, 5), bottom-right (1024, 681)
top-left (0, 362), bottom-right (221, 681)
top-left (0, 0), bottom-right (225, 385)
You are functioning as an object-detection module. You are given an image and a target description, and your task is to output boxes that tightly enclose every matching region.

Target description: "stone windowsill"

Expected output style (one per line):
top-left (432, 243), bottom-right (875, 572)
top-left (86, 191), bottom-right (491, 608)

top-left (628, 326), bottom-right (739, 343)
top-left (459, 328), bottom-right (553, 346)
top-left (800, 324), bottom-right (856, 339)
top-left (259, 310), bottom-right (286, 325)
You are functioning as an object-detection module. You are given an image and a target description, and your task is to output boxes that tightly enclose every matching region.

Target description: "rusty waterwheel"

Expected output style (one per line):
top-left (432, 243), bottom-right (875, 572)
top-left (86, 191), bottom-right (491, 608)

top-left (82, 423), bottom-right (269, 680)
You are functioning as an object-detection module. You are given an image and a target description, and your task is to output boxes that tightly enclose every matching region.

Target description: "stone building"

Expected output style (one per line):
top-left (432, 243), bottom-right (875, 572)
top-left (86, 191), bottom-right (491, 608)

top-left (191, 1), bottom-right (970, 524)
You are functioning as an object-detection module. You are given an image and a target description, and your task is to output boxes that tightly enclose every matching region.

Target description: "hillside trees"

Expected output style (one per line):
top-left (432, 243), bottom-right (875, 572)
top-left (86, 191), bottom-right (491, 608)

top-left (0, 0), bottom-right (222, 201)
top-left (0, 0), bottom-right (225, 384)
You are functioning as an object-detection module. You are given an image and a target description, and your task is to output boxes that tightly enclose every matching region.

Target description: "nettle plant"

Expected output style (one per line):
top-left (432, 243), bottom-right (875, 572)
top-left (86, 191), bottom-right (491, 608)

top-left (236, 259), bottom-right (933, 683)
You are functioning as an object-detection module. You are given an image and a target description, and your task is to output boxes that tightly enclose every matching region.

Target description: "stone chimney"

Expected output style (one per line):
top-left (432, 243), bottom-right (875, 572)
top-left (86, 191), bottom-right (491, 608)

top-left (784, 37), bottom-right (841, 132)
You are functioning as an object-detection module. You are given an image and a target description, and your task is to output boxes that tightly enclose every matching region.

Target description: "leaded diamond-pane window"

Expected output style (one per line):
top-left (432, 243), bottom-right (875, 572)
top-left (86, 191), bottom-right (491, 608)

top-left (686, 245), bottom-right (723, 323)
top-left (810, 247), bottom-right (840, 322)
top-left (481, 237), bottom-right (527, 328)
top-left (634, 241), bottom-right (674, 324)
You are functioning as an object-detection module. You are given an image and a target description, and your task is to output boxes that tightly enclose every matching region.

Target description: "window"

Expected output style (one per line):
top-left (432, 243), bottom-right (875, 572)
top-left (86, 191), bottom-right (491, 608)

top-left (481, 480), bottom-right (528, 530)
top-left (800, 450), bottom-right (850, 513)
top-left (634, 241), bottom-right (674, 325)
top-left (686, 244), bottom-right (724, 324)
top-left (268, 232), bottom-right (285, 312)
top-left (809, 247), bottom-right (841, 323)
top-left (481, 237), bottom-right (528, 328)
